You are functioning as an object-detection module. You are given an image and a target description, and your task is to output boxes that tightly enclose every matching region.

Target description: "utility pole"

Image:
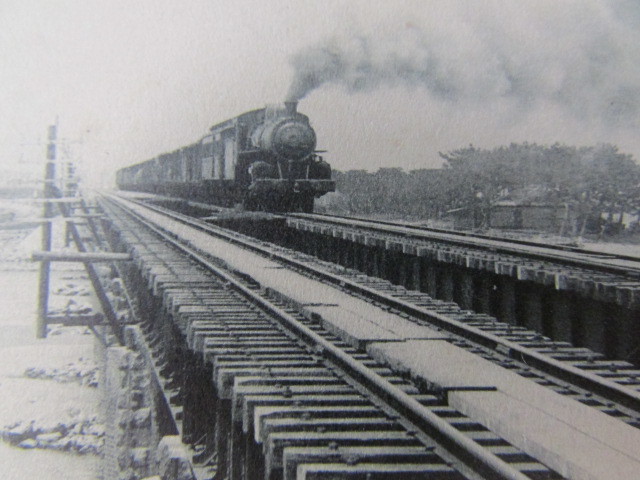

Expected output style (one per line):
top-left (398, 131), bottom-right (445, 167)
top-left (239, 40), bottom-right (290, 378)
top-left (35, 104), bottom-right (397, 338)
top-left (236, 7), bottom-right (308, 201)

top-left (36, 123), bottom-right (57, 338)
top-left (31, 124), bottom-right (130, 342)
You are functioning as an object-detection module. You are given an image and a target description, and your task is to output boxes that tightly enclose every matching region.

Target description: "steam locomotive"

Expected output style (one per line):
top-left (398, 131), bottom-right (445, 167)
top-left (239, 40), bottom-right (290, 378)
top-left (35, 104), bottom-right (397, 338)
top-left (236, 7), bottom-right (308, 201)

top-left (115, 102), bottom-right (334, 212)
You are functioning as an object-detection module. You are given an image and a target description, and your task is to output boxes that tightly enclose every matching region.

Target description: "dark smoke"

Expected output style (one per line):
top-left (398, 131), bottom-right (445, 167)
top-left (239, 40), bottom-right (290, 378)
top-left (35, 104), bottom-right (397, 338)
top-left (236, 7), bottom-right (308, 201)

top-left (285, 17), bottom-right (640, 128)
top-left (285, 33), bottom-right (455, 101)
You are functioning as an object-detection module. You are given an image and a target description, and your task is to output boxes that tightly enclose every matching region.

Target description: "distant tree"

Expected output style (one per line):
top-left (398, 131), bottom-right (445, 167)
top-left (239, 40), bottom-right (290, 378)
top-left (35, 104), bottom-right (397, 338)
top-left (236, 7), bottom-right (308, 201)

top-left (439, 142), bottom-right (640, 234)
top-left (329, 142), bottom-right (640, 236)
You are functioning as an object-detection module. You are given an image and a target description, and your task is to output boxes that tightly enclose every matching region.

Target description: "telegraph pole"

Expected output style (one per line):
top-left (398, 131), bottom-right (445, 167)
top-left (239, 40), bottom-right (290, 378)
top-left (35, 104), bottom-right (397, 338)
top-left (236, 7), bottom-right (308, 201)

top-left (36, 123), bottom-right (57, 338)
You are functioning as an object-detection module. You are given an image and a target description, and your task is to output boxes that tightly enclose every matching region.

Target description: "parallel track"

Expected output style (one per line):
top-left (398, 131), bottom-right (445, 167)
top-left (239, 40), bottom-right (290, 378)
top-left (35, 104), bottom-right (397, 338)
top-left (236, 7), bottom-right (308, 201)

top-left (126, 197), bottom-right (640, 418)
top-left (102, 195), bottom-right (564, 480)
top-left (288, 213), bottom-right (640, 278)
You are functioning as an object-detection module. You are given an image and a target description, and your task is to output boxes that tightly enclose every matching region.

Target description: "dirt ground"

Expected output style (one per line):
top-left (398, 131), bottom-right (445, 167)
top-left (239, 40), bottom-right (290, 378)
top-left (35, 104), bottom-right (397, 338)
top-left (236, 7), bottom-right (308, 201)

top-left (0, 224), bottom-right (103, 479)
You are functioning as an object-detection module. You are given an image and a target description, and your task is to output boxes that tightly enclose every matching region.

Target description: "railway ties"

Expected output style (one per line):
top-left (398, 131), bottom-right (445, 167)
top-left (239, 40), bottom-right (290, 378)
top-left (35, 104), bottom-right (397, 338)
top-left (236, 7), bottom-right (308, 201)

top-left (101, 195), bottom-right (640, 480)
top-left (285, 214), bottom-right (640, 363)
top-left (101, 197), bottom-right (565, 480)
top-left (313, 265), bottom-right (640, 407)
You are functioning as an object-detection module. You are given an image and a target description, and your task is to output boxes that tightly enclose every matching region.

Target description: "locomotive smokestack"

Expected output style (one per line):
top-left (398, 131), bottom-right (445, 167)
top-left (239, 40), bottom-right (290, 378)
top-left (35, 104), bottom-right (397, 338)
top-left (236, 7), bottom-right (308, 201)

top-left (284, 101), bottom-right (298, 114)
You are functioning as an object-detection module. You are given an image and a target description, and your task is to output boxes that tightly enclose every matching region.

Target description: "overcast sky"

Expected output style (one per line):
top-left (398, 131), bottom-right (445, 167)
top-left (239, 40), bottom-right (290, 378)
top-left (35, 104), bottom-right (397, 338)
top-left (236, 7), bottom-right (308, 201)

top-left (2, 0), bottom-right (640, 187)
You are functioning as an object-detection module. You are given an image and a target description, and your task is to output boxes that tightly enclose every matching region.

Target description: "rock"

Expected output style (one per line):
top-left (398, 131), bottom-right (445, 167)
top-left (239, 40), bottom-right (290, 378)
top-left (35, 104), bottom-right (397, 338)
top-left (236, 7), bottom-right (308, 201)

top-left (36, 431), bottom-right (63, 445)
top-left (86, 375), bottom-right (99, 388)
top-left (40, 420), bottom-right (67, 434)
top-left (67, 422), bottom-right (82, 434)
top-left (18, 438), bottom-right (38, 449)
top-left (117, 410), bottom-right (132, 427)
top-left (77, 435), bottom-right (103, 455)
top-left (22, 362), bottom-right (98, 385)
top-left (50, 437), bottom-right (71, 451)
top-left (5, 420), bottom-right (32, 436)
top-left (132, 408), bottom-right (151, 428)
top-left (130, 447), bottom-right (150, 468)
top-left (157, 436), bottom-right (196, 480)
top-left (85, 422), bottom-right (105, 436)
top-left (65, 433), bottom-right (81, 451)
top-left (2, 420), bottom-right (33, 444)
top-left (118, 450), bottom-right (133, 469)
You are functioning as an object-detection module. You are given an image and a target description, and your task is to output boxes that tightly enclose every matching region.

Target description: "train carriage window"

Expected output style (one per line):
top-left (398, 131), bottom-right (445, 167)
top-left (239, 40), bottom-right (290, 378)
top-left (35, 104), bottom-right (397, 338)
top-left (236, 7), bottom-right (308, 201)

top-left (200, 136), bottom-right (214, 180)
top-left (214, 151), bottom-right (223, 179)
top-left (181, 155), bottom-right (188, 181)
top-left (202, 157), bottom-right (214, 179)
top-left (187, 154), bottom-right (193, 181)
top-left (224, 137), bottom-right (236, 180)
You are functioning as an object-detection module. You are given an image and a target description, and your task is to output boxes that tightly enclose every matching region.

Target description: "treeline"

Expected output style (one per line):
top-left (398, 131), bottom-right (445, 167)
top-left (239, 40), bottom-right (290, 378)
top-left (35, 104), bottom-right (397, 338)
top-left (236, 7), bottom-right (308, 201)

top-left (320, 143), bottom-right (640, 233)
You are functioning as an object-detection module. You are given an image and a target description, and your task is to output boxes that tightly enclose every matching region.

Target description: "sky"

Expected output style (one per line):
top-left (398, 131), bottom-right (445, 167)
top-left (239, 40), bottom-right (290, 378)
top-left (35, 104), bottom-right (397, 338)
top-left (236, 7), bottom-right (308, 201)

top-left (2, 0), bottom-right (640, 187)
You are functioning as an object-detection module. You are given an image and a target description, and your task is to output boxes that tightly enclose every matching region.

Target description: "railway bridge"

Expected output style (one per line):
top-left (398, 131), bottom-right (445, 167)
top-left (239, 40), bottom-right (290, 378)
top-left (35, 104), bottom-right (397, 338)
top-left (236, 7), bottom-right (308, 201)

top-left (235, 211), bottom-right (640, 364)
top-left (31, 192), bottom-right (640, 480)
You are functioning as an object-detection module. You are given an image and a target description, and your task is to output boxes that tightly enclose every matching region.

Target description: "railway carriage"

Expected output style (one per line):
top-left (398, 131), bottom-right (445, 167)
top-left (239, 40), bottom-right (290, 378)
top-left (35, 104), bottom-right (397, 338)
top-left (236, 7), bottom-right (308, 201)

top-left (116, 102), bottom-right (334, 212)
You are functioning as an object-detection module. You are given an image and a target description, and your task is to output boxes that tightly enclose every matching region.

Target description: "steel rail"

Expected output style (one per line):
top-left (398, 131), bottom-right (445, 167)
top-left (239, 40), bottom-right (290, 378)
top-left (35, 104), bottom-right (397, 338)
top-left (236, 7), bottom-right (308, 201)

top-left (103, 194), bottom-right (532, 480)
top-left (288, 213), bottom-right (640, 278)
top-left (116, 195), bottom-right (640, 414)
top-left (294, 212), bottom-right (626, 255)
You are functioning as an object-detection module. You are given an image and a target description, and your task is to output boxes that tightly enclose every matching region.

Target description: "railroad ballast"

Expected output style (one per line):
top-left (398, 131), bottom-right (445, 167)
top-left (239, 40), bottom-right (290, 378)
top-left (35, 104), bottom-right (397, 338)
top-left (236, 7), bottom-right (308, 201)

top-left (115, 102), bottom-right (335, 212)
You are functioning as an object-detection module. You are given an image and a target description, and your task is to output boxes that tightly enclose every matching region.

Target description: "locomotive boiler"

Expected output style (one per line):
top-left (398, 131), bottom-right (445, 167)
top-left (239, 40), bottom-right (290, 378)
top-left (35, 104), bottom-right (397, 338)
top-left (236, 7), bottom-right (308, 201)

top-left (116, 102), bottom-right (334, 212)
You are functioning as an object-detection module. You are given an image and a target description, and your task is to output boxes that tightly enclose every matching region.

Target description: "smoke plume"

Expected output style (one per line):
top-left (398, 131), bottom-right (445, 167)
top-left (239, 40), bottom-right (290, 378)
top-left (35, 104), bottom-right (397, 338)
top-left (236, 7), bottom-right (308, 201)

top-left (286, 3), bottom-right (640, 129)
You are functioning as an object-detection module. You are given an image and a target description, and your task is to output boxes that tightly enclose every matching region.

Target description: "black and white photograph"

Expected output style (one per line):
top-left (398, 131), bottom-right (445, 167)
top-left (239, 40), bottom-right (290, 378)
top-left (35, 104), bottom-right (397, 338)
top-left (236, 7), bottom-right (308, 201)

top-left (1, 1), bottom-right (640, 479)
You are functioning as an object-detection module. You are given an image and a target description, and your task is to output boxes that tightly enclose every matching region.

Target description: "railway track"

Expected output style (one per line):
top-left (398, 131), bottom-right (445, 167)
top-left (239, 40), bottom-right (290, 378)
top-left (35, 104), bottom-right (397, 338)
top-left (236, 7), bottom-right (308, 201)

top-left (125, 196), bottom-right (640, 415)
top-left (101, 194), bottom-right (640, 479)
top-left (288, 213), bottom-right (640, 278)
top-left (102, 197), bottom-right (553, 480)
top-left (138, 194), bottom-right (640, 275)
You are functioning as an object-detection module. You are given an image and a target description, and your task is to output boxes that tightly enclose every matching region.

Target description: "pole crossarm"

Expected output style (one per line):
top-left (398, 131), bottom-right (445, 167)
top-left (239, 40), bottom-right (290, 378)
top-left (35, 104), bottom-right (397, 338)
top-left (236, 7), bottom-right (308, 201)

top-left (31, 251), bottom-right (131, 263)
top-left (5, 215), bottom-right (102, 224)
top-left (30, 197), bottom-right (83, 203)
top-left (47, 313), bottom-right (104, 326)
